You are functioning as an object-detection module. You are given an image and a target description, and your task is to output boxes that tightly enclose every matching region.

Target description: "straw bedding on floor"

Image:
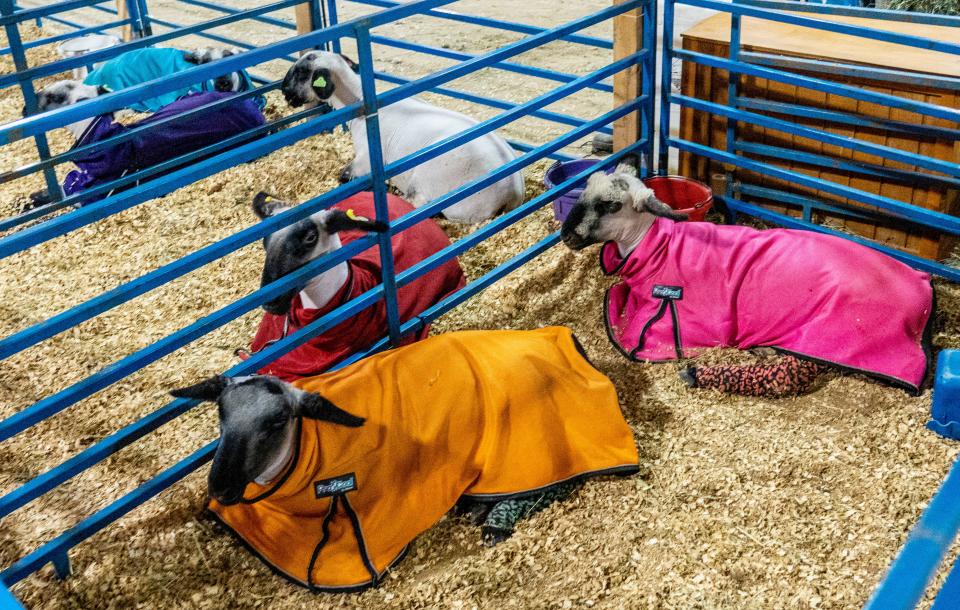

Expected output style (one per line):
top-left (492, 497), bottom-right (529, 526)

top-left (3, 21), bottom-right (960, 610)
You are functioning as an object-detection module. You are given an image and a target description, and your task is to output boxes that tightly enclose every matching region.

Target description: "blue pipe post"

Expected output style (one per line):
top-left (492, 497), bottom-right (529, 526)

top-left (865, 457), bottom-right (960, 610)
top-left (657, 0), bottom-right (675, 174)
top-left (326, 0), bottom-right (341, 53)
top-left (123, 0), bottom-right (143, 37)
top-left (640, 0), bottom-right (655, 176)
top-left (356, 27), bottom-right (402, 346)
top-left (724, 9), bottom-right (741, 223)
top-left (0, 0), bottom-right (63, 203)
top-left (134, 0), bottom-right (151, 36)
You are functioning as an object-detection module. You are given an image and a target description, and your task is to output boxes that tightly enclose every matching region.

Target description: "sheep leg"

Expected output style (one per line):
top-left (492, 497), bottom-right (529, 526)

top-left (24, 189), bottom-right (51, 211)
top-left (453, 497), bottom-right (492, 526)
top-left (338, 163), bottom-right (353, 184)
top-left (680, 355), bottom-right (826, 398)
top-left (480, 482), bottom-right (578, 546)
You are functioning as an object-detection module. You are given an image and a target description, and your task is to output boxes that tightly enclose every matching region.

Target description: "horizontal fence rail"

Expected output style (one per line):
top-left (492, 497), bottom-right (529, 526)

top-left (0, 0), bottom-right (651, 600)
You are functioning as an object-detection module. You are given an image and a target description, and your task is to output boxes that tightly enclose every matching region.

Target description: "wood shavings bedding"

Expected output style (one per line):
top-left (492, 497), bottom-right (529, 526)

top-left (2, 17), bottom-right (960, 610)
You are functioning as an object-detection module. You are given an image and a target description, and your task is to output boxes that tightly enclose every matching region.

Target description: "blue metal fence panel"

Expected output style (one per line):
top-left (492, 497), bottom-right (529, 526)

top-left (0, 0), bottom-right (648, 594)
top-left (658, 0), bottom-right (960, 606)
top-left (13, 0), bottom-right (960, 603)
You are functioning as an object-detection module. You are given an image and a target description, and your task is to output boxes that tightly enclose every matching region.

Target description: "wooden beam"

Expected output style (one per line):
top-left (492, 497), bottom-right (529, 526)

top-left (116, 0), bottom-right (131, 41)
top-left (612, 0), bottom-right (643, 152)
top-left (294, 3), bottom-right (316, 50)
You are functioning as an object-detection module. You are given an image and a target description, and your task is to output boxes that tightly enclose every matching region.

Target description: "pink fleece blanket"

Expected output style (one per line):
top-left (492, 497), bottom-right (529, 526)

top-left (601, 218), bottom-right (934, 393)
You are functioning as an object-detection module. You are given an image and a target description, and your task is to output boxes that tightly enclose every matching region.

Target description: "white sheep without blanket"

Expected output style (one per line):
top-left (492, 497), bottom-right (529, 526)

top-left (281, 52), bottom-right (524, 224)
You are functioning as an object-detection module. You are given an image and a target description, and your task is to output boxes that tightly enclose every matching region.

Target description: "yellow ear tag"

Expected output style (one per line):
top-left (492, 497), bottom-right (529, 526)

top-left (346, 209), bottom-right (370, 222)
top-left (313, 75), bottom-right (327, 89)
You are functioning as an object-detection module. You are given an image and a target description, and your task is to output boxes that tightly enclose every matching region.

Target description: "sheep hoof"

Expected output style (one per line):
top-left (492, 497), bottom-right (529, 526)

top-left (23, 189), bottom-right (51, 212)
top-left (679, 366), bottom-right (698, 388)
top-left (453, 497), bottom-right (492, 526)
top-left (338, 165), bottom-right (352, 184)
top-left (481, 525), bottom-right (513, 547)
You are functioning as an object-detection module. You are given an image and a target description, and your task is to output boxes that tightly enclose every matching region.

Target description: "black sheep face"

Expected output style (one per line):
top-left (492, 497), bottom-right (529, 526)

top-left (560, 163), bottom-right (688, 250)
top-left (169, 374), bottom-right (363, 505)
top-left (184, 46), bottom-right (245, 93)
top-left (250, 192), bottom-right (387, 315)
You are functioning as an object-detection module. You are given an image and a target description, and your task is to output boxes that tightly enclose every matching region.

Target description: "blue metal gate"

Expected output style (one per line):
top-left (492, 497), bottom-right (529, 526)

top-left (0, 0), bottom-right (655, 605)
top-left (657, 1), bottom-right (960, 608)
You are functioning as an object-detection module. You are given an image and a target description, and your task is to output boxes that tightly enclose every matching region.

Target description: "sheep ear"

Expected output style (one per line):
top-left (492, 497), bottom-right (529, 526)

top-left (170, 375), bottom-right (228, 402)
top-left (614, 161), bottom-right (638, 178)
top-left (252, 192), bottom-right (291, 219)
top-left (323, 209), bottom-right (388, 234)
top-left (340, 54), bottom-right (359, 72)
top-left (297, 392), bottom-right (365, 427)
top-left (183, 50), bottom-right (201, 64)
top-left (628, 186), bottom-right (688, 220)
top-left (645, 198), bottom-right (688, 220)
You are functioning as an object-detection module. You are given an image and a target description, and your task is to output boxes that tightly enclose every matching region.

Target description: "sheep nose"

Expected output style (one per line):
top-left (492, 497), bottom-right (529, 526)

top-left (560, 228), bottom-right (586, 250)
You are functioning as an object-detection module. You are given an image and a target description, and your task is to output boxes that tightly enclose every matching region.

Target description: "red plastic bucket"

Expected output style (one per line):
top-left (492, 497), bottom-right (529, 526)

top-left (642, 175), bottom-right (713, 222)
top-left (545, 159), bottom-right (714, 222)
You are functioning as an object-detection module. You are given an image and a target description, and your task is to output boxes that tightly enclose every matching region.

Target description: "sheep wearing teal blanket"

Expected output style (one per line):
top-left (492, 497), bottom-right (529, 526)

top-left (84, 47), bottom-right (264, 113)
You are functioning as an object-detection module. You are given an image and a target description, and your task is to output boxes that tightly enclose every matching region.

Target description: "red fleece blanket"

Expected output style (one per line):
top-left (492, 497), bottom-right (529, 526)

top-left (248, 192), bottom-right (465, 381)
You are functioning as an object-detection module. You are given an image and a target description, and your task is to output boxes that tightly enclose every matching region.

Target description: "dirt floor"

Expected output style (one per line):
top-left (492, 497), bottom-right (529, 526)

top-left (3, 3), bottom-right (960, 609)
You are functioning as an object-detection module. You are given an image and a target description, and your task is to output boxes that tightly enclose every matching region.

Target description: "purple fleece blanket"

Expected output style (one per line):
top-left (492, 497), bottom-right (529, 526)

top-left (63, 92), bottom-right (266, 204)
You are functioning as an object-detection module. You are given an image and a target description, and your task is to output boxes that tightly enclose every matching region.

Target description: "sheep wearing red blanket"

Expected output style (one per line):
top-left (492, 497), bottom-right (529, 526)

top-left (244, 191), bottom-right (465, 381)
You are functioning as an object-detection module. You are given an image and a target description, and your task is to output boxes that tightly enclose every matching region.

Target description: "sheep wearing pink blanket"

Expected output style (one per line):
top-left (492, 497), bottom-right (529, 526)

top-left (560, 162), bottom-right (934, 396)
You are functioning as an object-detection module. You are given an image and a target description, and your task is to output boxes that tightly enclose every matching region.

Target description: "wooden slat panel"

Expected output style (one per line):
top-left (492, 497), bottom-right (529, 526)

top-left (679, 23), bottom-right (960, 262)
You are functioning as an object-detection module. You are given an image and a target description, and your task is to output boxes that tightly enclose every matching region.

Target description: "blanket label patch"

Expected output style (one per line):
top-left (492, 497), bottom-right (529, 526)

top-left (314, 473), bottom-right (357, 498)
top-left (652, 285), bottom-right (683, 300)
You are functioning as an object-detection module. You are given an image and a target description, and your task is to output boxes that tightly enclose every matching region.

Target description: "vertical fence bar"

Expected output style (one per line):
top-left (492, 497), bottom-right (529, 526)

top-left (326, 0), bottom-right (341, 53)
top-left (0, 0), bottom-right (63, 204)
top-left (640, 0), bottom-right (655, 176)
top-left (134, 0), bottom-right (151, 36)
top-left (309, 0), bottom-right (323, 49)
top-left (657, 0), bottom-right (675, 173)
top-left (356, 27), bottom-right (402, 346)
top-left (723, 12), bottom-right (741, 223)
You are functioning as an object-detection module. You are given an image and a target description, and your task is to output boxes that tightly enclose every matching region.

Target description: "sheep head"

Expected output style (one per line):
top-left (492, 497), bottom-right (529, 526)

top-left (560, 160), bottom-right (687, 250)
top-left (252, 192), bottom-right (387, 315)
top-left (184, 46), bottom-right (247, 93)
top-left (170, 374), bottom-right (363, 505)
top-left (281, 51), bottom-right (358, 108)
top-left (29, 80), bottom-right (105, 116)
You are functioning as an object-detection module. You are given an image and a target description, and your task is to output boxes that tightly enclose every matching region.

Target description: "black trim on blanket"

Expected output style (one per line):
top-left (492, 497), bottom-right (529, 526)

top-left (570, 332), bottom-right (604, 375)
top-left (244, 265), bottom-right (356, 357)
top-left (307, 494), bottom-right (341, 590)
top-left (207, 503), bottom-right (411, 594)
top-left (603, 286), bottom-right (641, 362)
top-left (923, 282), bottom-right (938, 389)
top-left (629, 299), bottom-right (669, 359)
top-left (72, 114), bottom-right (112, 150)
top-left (598, 241), bottom-right (633, 276)
top-left (340, 494), bottom-right (380, 585)
top-left (668, 300), bottom-right (683, 360)
top-left (461, 463), bottom-right (640, 503)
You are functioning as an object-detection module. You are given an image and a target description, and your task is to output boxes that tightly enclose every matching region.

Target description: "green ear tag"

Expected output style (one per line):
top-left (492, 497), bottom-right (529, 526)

top-left (312, 75), bottom-right (327, 89)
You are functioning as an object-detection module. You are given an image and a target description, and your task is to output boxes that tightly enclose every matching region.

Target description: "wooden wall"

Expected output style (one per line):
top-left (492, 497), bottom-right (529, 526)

top-left (679, 29), bottom-right (960, 260)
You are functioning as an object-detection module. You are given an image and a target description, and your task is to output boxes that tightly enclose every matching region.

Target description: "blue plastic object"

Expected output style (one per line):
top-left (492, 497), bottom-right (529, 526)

top-left (929, 350), bottom-right (960, 440)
